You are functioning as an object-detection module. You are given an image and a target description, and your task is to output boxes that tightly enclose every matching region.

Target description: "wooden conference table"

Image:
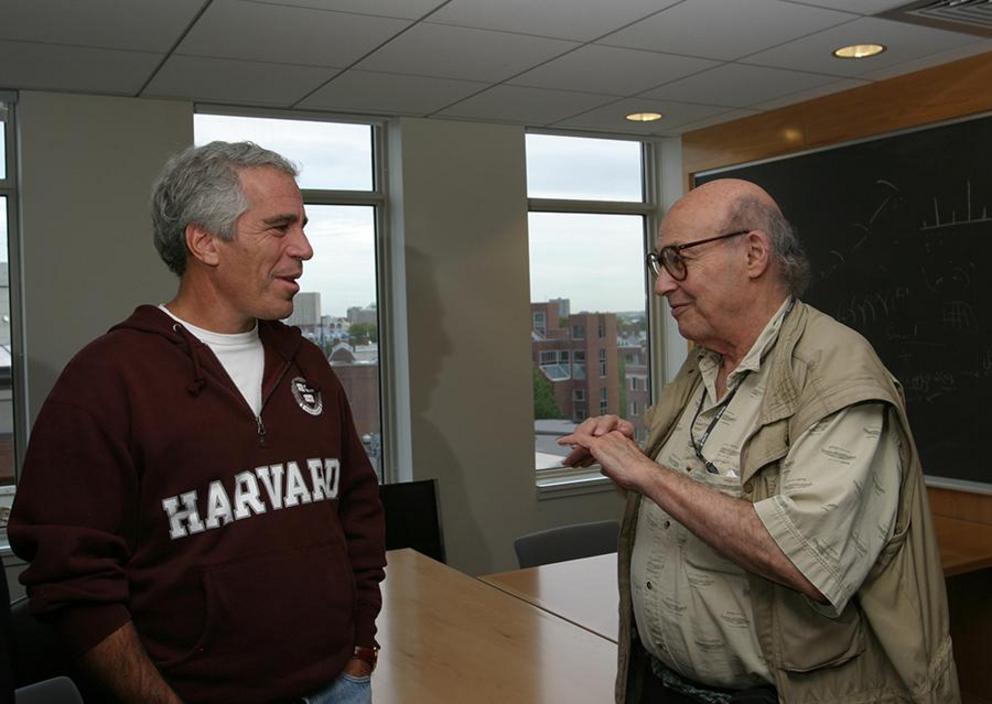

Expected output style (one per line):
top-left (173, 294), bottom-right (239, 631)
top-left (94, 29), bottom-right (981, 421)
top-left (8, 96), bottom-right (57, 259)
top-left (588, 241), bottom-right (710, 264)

top-left (374, 549), bottom-right (617, 703)
top-left (480, 514), bottom-right (992, 645)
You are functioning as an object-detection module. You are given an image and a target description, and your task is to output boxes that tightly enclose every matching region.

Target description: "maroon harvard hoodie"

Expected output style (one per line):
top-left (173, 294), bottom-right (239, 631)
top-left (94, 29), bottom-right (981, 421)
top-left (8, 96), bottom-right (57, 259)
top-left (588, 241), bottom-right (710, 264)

top-left (9, 305), bottom-right (386, 703)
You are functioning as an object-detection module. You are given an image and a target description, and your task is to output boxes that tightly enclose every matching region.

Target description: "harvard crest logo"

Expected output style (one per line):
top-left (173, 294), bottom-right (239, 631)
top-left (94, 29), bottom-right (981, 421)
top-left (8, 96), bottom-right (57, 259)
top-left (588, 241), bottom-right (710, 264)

top-left (290, 377), bottom-right (323, 416)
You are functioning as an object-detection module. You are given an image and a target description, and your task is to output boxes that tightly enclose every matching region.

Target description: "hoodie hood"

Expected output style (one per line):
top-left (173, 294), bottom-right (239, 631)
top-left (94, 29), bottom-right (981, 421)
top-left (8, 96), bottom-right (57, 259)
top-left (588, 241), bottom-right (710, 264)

top-left (109, 305), bottom-right (310, 396)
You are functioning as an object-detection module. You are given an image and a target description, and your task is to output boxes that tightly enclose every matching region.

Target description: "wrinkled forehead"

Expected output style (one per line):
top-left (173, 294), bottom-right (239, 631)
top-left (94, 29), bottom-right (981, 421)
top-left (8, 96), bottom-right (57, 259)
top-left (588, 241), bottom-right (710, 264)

top-left (657, 194), bottom-right (730, 248)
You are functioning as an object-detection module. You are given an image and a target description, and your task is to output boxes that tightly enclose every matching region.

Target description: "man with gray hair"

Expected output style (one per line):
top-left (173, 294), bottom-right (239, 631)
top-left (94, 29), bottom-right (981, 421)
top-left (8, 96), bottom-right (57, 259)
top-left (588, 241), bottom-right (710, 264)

top-left (560, 179), bottom-right (957, 703)
top-left (10, 141), bottom-right (386, 704)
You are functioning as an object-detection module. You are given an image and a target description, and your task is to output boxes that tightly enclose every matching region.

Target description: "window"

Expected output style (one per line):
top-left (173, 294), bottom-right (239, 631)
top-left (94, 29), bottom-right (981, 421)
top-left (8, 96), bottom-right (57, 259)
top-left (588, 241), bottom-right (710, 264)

top-left (540, 351), bottom-right (557, 365)
top-left (0, 94), bottom-right (20, 544)
top-left (533, 311), bottom-right (546, 336)
top-left (0, 96), bottom-right (18, 491)
top-left (527, 133), bottom-right (654, 473)
top-left (558, 350), bottom-right (569, 365)
top-left (573, 350), bottom-right (586, 380)
top-left (195, 113), bottom-right (387, 480)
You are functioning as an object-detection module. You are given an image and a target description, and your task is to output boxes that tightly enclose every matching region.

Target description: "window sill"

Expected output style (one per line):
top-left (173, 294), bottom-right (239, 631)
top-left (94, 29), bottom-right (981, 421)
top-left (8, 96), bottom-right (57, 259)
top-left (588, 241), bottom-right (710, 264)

top-left (536, 466), bottom-right (618, 500)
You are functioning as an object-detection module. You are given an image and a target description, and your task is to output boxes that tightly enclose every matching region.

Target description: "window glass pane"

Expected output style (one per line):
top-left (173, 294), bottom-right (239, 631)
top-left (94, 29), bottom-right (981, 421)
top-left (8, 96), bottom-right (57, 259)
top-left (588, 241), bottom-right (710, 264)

top-left (526, 134), bottom-right (642, 202)
top-left (285, 205), bottom-right (383, 478)
top-left (529, 212), bottom-right (650, 469)
top-left (0, 197), bottom-right (13, 485)
top-left (194, 114), bottom-right (373, 191)
top-left (0, 104), bottom-right (6, 181)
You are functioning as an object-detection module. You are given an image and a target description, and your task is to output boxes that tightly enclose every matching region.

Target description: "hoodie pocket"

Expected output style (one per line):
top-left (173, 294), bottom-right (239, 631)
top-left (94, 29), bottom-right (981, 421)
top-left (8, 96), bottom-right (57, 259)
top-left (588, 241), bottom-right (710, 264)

top-left (156, 540), bottom-right (355, 679)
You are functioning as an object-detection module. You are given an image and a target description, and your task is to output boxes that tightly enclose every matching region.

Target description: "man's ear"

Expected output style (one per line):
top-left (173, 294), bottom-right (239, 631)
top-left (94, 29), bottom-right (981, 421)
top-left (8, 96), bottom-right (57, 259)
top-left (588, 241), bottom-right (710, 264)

top-left (185, 223), bottom-right (221, 267)
top-left (744, 229), bottom-right (772, 279)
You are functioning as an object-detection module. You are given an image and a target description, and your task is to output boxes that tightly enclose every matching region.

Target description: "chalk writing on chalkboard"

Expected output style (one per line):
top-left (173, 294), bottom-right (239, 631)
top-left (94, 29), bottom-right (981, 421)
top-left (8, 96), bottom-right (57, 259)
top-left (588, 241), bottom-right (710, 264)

top-left (696, 113), bottom-right (992, 485)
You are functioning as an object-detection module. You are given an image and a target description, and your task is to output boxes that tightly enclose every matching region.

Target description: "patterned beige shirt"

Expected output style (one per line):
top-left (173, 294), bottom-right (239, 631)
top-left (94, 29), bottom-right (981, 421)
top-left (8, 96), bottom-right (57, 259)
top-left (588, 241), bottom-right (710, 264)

top-left (630, 298), bottom-right (901, 689)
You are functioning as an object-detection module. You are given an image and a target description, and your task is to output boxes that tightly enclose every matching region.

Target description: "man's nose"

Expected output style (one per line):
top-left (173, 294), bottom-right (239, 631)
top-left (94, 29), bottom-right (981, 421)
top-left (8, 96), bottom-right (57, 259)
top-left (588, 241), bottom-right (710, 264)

top-left (654, 266), bottom-right (677, 296)
top-left (290, 227), bottom-right (314, 261)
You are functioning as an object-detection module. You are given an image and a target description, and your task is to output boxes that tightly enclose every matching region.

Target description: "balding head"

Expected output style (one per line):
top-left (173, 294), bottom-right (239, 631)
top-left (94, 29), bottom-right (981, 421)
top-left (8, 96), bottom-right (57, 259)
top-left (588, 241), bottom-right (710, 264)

top-left (664, 178), bottom-right (810, 297)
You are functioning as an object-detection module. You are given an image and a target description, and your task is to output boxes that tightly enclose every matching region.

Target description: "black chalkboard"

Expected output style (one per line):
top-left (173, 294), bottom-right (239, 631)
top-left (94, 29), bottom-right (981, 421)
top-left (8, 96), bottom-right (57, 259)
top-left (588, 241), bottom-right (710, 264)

top-left (696, 113), bottom-right (992, 486)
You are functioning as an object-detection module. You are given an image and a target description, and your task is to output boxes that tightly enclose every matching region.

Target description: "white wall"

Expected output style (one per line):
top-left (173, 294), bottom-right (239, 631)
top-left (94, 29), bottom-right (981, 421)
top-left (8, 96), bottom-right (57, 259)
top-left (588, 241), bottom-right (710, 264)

top-left (18, 92), bottom-right (191, 422)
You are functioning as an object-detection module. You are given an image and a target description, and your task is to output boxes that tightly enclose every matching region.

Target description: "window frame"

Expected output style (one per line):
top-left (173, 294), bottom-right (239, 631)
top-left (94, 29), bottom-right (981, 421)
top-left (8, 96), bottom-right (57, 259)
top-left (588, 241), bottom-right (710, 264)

top-left (528, 130), bottom-right (662, 494)
top-left (0, 91), bottom-right (27, 487)
top-left (194, 106), bottom-right (399, 482)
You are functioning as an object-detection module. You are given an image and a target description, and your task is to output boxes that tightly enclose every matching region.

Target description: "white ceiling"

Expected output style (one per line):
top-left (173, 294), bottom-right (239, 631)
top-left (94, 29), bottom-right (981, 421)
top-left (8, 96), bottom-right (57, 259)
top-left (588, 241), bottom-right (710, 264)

top-left (0, 0), bottom-right (990, 137)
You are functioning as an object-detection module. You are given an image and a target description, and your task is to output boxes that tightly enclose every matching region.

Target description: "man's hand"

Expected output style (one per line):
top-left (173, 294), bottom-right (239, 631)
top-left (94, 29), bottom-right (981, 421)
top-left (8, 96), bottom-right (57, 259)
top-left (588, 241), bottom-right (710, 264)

top-left (342, 657), bottom-right (372, 677)
top-left (557, 415), bottom-right (636, 467)
top-left (560, 429), bottom-right (653, 491)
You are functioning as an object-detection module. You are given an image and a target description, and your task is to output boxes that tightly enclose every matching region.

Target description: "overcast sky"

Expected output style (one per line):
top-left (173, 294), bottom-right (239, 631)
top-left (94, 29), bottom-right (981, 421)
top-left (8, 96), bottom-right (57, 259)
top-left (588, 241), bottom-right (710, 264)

top-left (193, 117), bottom-right (649, 318)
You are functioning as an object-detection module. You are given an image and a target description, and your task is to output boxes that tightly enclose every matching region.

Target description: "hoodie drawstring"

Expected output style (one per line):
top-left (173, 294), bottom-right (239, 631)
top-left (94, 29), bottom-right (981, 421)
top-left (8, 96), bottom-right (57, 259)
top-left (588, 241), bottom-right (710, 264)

top-left (173, 323), bottom-right (207, 396)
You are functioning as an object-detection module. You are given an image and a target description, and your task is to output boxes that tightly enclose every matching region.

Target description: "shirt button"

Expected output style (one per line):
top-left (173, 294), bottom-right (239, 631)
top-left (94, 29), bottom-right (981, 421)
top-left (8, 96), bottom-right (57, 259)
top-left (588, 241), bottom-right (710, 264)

top-left (646, 581), bottom-right (653, 590)
top-left (685, 465), bottom-right (692, 473)
top-left (663, 520), bottom-right (671, 529)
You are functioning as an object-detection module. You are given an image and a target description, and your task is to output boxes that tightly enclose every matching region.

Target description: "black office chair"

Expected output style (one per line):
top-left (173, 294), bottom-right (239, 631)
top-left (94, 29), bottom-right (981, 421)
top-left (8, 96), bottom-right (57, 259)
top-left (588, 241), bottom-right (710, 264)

top-left (378, 479), bottom-right (446, 563)
top-left (514, 519), bottom-right (620, 569)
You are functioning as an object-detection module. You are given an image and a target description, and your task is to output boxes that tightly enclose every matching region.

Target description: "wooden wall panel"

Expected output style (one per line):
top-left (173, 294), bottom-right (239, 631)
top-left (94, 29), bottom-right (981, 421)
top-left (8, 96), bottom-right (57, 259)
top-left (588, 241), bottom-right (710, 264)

top-left (929, 487), bottom-right (992, 526)
top-left (682, 50), bottom-right (992, 178)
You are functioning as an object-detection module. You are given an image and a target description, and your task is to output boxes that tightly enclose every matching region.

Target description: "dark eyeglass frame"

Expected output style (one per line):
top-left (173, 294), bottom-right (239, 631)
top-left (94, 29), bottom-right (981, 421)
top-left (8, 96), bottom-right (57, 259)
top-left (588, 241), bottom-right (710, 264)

top-left (646, 229), bottom-right (750, 281)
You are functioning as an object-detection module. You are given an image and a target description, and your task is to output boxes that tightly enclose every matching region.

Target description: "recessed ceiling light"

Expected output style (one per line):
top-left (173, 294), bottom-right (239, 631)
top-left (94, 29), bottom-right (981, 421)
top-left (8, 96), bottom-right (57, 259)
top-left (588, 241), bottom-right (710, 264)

top-left (832, 43), bottom-right (886, 59)
top-left (625, 112), bottom-right (663, 122)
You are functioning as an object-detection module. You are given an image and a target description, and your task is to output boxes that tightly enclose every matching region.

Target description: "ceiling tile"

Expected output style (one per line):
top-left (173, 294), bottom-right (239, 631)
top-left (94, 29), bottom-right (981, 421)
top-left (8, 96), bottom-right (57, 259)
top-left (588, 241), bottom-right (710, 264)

top-left (0, 0), bottom-right (203, 52)
top-left (553, 97), bottom-right (729, 134)
top-left (508, 45), bottom-right (718, 97)
top-left (750, 76), bottom-right (869, 110)
top-left (641, 63), bottom-right (840, 108)
top-left (857, 40), bottom-right (992, 81)
top-left (742, 17), bottom-right (986, 77)
top-left (357, 22), bottom-right (578, 82)
top-left (177, 0), bottom-right (409, 67)
top-left (0, 40), bottom-right (161, 95)
top-left (144, 55), bottom-right (333, 107)
top-left (599, 0), bottom-right (855, 61)
top-left (428, 0), bottom-right (681, 41)
top-left (298, 69), bottom-right (488, 114)
top-left (781, 0), bottom-right (913, 13)
top-left (244, 0), bottom-right (446, 20)
top-left (436, 85), bottom-right (616, 125)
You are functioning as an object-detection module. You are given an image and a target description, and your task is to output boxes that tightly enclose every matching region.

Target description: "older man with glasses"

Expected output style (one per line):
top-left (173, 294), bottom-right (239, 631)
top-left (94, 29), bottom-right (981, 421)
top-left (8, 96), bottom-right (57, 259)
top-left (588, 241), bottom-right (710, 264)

top-left (560, 179), bottom-right (958, 704)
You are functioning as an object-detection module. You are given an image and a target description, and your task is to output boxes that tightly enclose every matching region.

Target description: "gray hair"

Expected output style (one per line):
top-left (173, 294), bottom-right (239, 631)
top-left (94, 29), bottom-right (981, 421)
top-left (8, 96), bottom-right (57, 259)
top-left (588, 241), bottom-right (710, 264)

top-left (726, 196), bottom-right (811, 297)
top-left (150, 141), bottom-right (298, 276)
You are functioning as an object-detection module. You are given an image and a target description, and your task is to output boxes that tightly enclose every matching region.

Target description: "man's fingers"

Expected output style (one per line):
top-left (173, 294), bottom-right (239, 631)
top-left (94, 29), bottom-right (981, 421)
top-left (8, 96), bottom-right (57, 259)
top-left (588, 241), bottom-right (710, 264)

top-left (562, 448), bottom-right (587, 466)
top-left (591, 415), bottom-right (622, 436)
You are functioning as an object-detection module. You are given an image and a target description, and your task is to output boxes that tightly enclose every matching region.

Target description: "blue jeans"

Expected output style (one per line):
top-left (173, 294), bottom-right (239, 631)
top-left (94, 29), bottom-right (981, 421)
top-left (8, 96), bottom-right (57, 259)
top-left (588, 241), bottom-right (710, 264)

top-left (302, 672), bottom-right (372, 704)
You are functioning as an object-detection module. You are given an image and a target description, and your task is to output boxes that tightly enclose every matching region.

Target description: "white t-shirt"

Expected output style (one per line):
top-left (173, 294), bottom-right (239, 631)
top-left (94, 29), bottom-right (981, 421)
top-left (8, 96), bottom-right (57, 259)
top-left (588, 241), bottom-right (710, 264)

top-left (159, 305), bottom-right (265, 415)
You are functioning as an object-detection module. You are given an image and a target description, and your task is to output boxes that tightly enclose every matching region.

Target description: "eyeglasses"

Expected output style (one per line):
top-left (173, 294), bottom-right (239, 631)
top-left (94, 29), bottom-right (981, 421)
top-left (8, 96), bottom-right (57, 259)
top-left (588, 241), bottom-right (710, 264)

top-left (646, 229), bottom-right (750, 281)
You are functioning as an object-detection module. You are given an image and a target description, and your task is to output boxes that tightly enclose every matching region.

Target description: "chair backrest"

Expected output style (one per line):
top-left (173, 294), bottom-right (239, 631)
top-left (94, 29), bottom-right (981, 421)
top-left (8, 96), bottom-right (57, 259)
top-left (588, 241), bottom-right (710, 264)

top-left (378, 479), bottom-right (446, 563)
top-left (514, 519), bottom-right (620, 569)
top-left (14, 676), bottom-right (83, 704)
